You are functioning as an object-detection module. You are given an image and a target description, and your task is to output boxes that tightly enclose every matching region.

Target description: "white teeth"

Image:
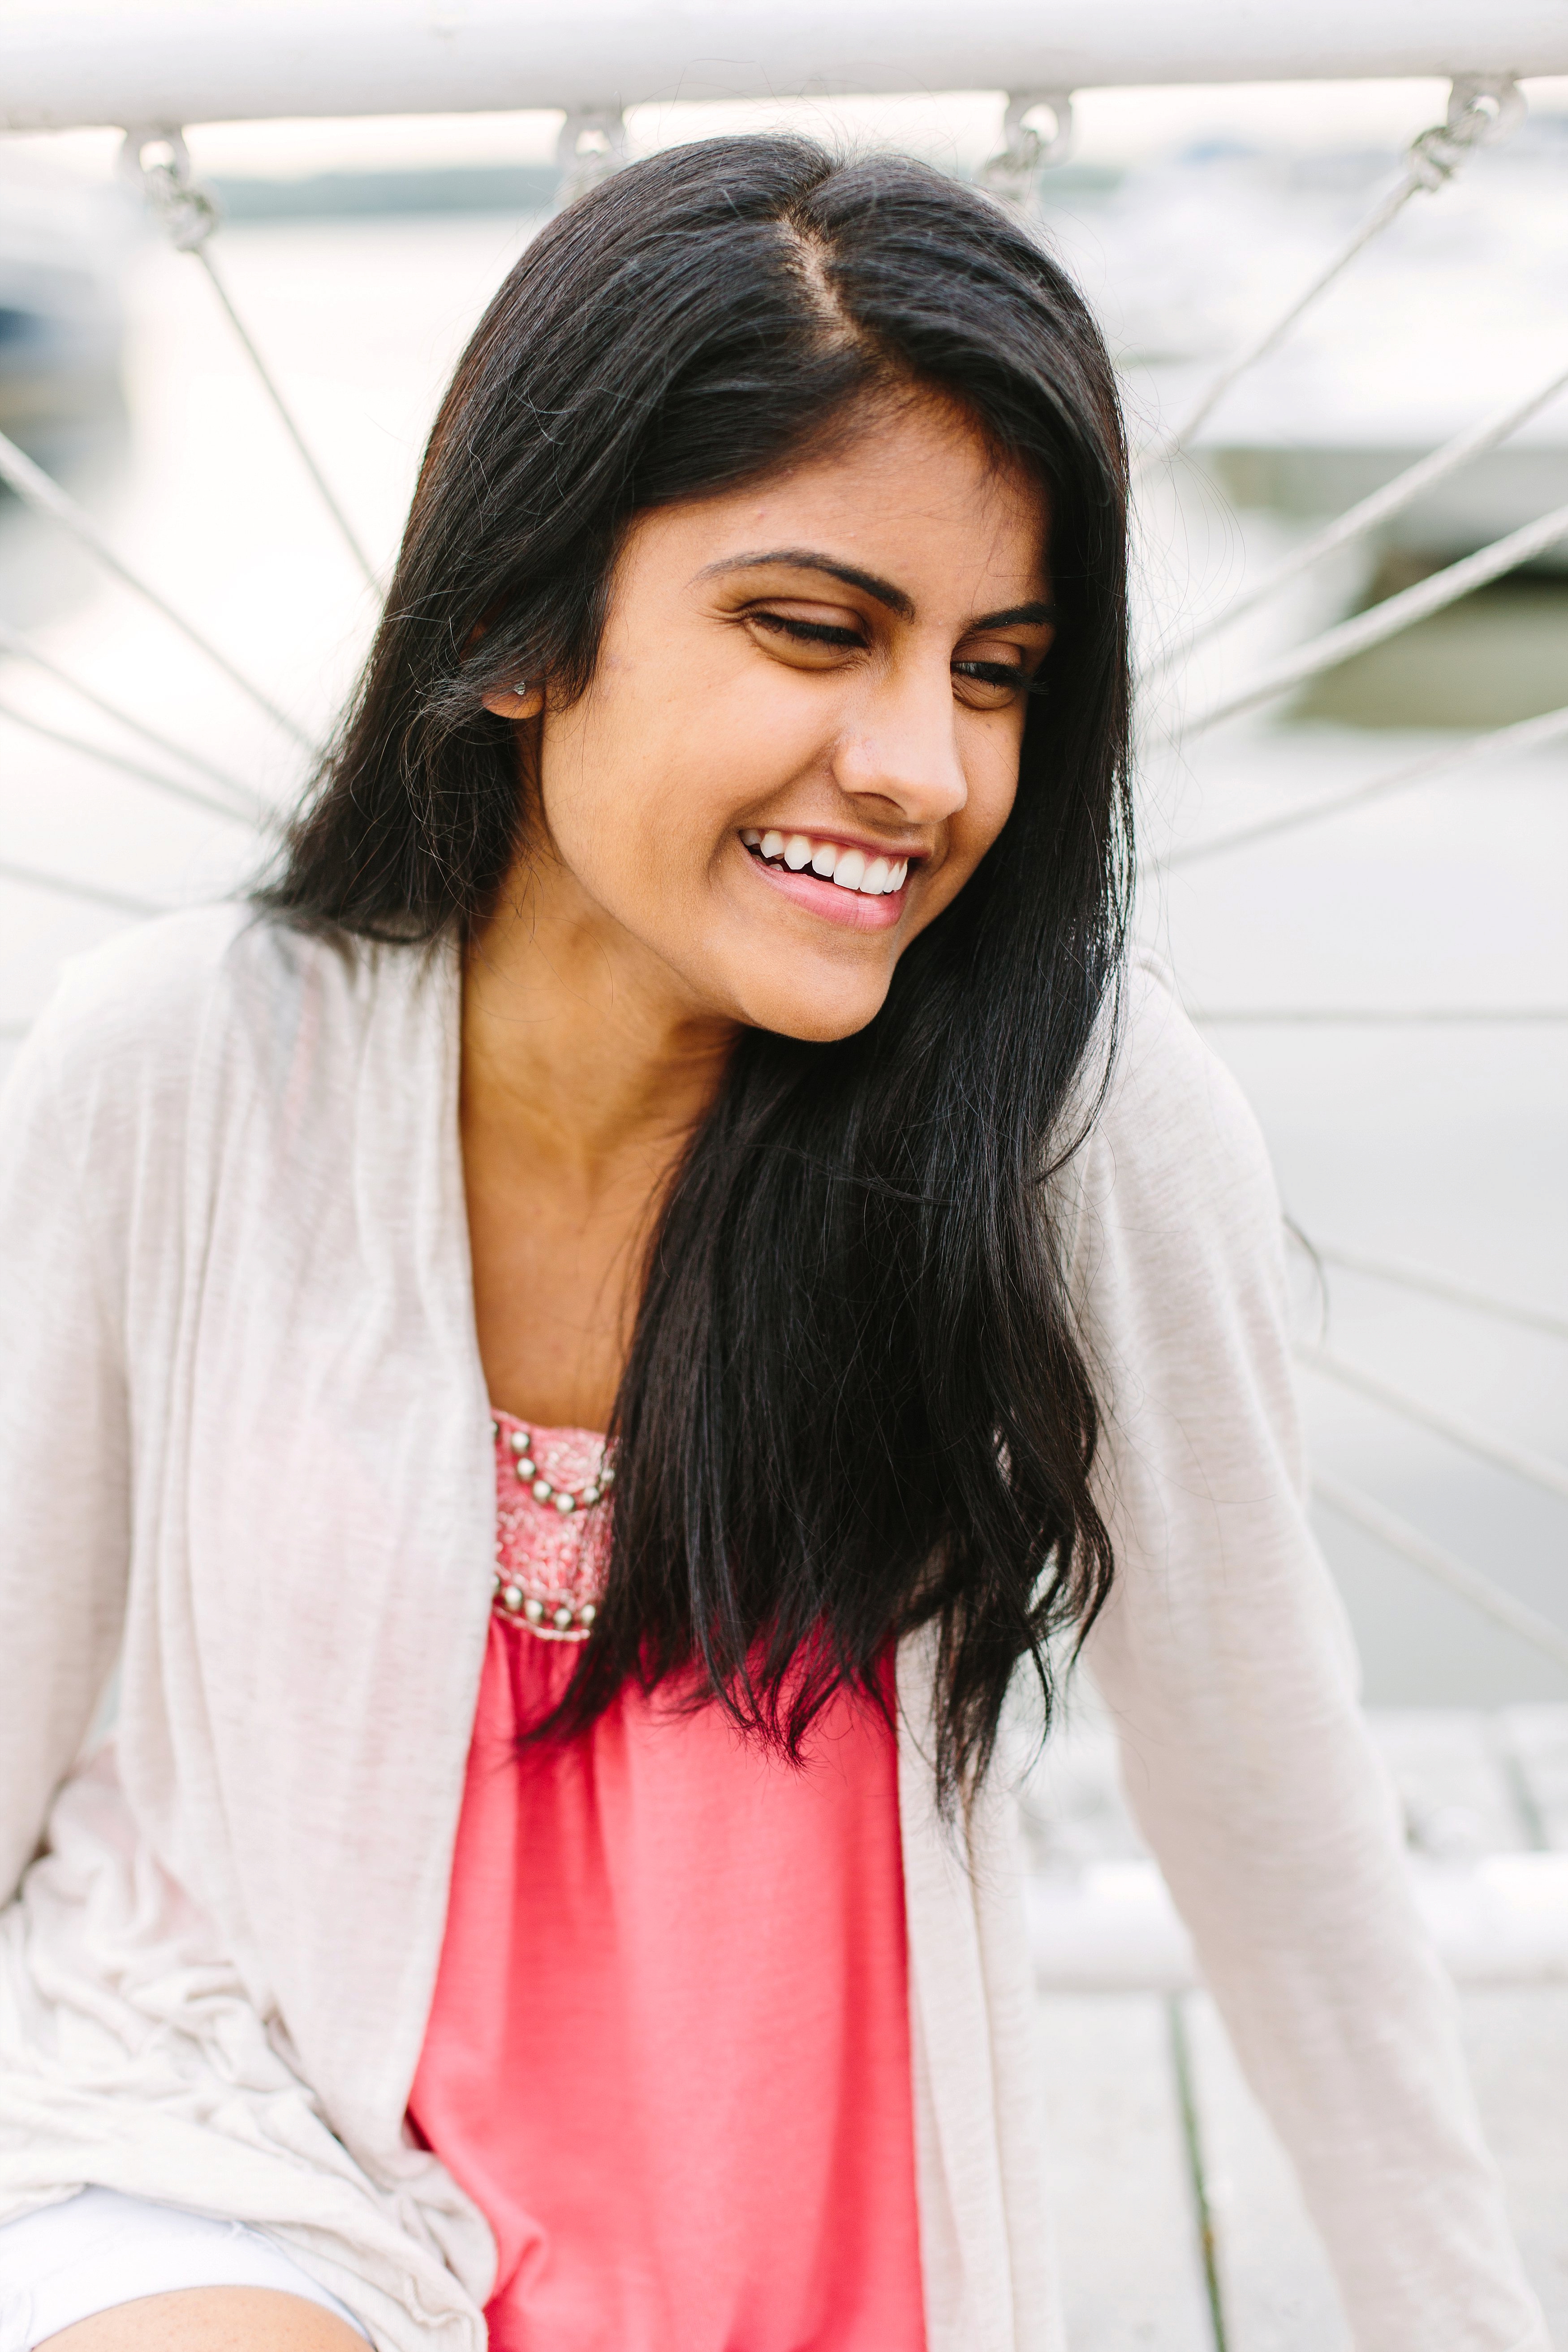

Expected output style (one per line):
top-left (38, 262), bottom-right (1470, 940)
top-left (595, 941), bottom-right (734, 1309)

top-left (749, 832), bottom-right (913, 892)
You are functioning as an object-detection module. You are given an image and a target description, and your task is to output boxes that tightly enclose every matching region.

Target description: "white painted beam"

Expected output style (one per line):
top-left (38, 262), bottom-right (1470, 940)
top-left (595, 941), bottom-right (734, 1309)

top-left (3, 2), bottom-right (1568, 134)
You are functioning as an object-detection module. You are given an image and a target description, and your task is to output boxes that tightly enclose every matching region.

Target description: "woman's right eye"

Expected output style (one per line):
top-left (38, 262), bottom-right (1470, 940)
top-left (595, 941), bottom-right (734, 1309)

top-left (746, 611), bottom-right (867, 657)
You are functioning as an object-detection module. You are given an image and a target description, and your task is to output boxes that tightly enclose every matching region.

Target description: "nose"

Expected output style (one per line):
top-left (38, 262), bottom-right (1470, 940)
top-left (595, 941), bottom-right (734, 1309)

top-left (831, 648), bottom-right (969, 824)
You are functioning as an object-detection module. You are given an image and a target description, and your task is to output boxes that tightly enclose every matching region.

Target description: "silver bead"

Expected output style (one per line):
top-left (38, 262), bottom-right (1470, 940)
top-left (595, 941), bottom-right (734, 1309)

top-left (579, 1602), bottom-right (596, 1627)
top-left (532, 1478), bottom-right (553, 1502)
top-left (516, 1457), bottom-right (536, 1480)
top-left (582, 1485), bottom-right (600, 1507)
top-left (599, 1465), bottom-right (615, 1489)
top-left (509, 1430), bottom-right (527, 1452)
top-left (502, 1583), bottom-right (524, 1611)
top-left (553, 1604), bottom-right (574, 1630)
top-left (523, 1595), bottom-right (545, 1624)
top-left (554, 1491), bottom-right (576, 1515)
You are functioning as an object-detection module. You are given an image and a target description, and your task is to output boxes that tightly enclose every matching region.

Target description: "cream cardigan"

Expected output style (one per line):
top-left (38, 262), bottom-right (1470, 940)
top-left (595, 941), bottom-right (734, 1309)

top-left (0, 906), bottom-right (1548, 2352)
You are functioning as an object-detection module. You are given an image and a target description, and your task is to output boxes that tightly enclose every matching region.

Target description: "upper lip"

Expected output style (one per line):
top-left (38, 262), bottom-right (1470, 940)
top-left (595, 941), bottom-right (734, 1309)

top-left (743, 825), bottom-right (930, 865)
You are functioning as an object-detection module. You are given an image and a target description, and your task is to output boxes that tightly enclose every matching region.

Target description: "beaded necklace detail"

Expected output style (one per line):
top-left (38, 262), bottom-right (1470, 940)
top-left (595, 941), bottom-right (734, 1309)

top-left (490, 1412), bottom-right (612, 1641)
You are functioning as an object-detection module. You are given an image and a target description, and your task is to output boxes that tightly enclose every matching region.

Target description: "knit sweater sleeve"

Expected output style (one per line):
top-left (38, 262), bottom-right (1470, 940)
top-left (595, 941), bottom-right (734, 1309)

top-left (1066, 959), bottom-right (1548, 2351)
top-left (0, 999), bottom-right (132, 1907)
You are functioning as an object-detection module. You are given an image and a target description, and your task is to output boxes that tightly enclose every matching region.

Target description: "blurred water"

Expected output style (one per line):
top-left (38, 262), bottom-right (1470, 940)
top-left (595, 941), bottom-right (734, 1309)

top-left (0, 187), bottom-right (1563, 1702)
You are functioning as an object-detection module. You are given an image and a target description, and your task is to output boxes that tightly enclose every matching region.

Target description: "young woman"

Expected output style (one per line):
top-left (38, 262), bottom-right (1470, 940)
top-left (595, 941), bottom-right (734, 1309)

top-left (0, 137), bottom-right (1548, 2352)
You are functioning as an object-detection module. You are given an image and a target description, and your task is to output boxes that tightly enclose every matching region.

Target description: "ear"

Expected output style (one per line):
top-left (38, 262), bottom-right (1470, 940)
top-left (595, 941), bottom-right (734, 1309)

top-left (480, 682), bottom-right (546, 721)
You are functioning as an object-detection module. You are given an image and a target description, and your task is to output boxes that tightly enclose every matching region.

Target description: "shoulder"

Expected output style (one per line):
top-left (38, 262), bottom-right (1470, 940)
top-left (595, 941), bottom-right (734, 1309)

top-left (1097, 952), bottom-right (1275, 1209)
top-left (5, 904), bottom-right (419, 1164)
top-left (1062, 952), bottom-right (1286, 1331)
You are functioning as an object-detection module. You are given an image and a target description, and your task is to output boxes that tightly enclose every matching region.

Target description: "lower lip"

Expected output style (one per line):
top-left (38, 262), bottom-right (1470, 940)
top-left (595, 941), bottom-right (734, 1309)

top-left (742, 847), bottom-right (907, 931)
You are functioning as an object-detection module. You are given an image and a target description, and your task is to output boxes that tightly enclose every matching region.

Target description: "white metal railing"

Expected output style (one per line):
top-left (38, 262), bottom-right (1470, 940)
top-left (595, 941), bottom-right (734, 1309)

top-left (3, 3), bottom-right (1566, 130)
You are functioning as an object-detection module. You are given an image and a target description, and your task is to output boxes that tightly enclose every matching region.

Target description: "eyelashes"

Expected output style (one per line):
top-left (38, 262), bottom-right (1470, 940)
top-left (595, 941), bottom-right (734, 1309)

top-left (749, 612), bottom-right (864, 650)
top-left (746, 610), bottom-right (1039, 701)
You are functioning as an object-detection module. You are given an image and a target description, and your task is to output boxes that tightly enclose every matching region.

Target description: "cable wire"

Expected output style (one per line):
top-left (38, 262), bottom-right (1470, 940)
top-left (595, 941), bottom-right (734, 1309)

top-left (1312, 1242), bottom-right (1568, 1344)
top-left (1153, 701), bottom-right (1568, 874)
top-left (193, 246), bottom-right (379, 591)
top-left (123, 132), bottom-right (379, 592)
top-left (1176, 497), bottom-right (1568, 741)
top-left (1314, 1472), bottom-right (1568, 1675)
top-left (1141, 354), bottom-right (1568, 685)
top-left (0, 620), bottom-right (263, 816)
top-left (1132, 78), bottom-right (1525, 481)
top-left (0, 428), bottom-right (314, 751)
top-left (1298, 1344), bottom-right (1568, 1505)
top-left (0, 699), bottom-right (260, 824)
top-left (0, 855), bottom-right (165, 917)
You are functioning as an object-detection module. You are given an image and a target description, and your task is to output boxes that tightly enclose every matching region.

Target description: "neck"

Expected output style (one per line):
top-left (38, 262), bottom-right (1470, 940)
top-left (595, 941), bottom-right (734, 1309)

top-left (462, 853), bottom-right (737, 1191)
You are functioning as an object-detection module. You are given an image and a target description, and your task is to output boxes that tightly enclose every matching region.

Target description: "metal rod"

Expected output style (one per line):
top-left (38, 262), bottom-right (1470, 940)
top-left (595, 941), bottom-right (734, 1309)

top-left (0, 629), bottom-right (265, 817)
top-left (1153, 701), bottom-right (1568, 873)
top-left (194, 247), bottom-right (379, 591)
top-left (9, 7), bottom-right (1567, 130)
top-left (1142, 355), bottom-right (1568, 683)
top-left (0, 428), bottom-right (315, 750)
top-left (1313, 1243), bottom-right (1568, 1344)
top-left (1298, 1344), bottom-right (1568, 1505)
top-left (1314, 1471), bottom-right (1568, 1674)
top-left (0, 855), bottom-right (164, 917)
top-left (1177, 498), bottom-right (1568, 739)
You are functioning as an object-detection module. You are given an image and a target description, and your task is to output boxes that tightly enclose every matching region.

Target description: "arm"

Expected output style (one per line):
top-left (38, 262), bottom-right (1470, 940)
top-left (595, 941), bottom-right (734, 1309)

top-left (1070, 965), bottom-right (1547, 2350)
top-left (0, 1006), bottom-right (130, 1906)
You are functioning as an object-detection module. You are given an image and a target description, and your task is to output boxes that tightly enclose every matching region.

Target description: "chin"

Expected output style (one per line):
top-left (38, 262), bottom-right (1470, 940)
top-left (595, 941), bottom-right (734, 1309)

top-left (735, 972), bottom-right (891, 1044)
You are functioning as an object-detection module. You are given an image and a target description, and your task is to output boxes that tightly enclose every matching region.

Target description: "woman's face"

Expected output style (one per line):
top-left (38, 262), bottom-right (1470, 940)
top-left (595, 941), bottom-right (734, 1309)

top-left (484, 395), bottom-right (1054, 1042)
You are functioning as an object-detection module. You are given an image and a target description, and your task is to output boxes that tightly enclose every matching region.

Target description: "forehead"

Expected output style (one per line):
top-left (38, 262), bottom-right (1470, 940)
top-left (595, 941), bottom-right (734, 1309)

top-left (632, 395), bottom-right (1052, 603)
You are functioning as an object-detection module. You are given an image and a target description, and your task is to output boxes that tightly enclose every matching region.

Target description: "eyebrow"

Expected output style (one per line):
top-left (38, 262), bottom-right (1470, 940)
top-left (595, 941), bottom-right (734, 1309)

top-left (697, 547), bottom-right (1058, 633)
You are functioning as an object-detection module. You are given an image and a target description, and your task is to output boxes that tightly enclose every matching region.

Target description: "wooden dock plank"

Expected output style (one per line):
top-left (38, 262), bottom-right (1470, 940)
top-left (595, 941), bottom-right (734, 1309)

top-left (1460, 1986), bottom-right (1568, 2341)
top-left (1036, 1992), bottom-right (1215, 2350)
top-left (1024, 1708), bottom-right (1568, 2344)
top-left (1182, 1993), bottom-right (1352, 2352)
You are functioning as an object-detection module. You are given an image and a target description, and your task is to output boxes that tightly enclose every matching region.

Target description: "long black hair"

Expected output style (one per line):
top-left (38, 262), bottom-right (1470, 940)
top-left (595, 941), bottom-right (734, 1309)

top-left (261, 134), bottom-right (1133, 1803)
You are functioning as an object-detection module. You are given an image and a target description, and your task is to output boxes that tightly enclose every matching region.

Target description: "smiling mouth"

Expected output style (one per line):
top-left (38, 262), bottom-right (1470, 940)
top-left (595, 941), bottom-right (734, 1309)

top-left (740, 827), bottom-right (911, 897)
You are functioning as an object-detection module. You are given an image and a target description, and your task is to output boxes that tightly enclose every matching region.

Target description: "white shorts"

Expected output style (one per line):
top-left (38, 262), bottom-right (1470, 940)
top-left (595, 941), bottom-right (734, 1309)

top-left (0, 2187), bottom-right (370, 2350)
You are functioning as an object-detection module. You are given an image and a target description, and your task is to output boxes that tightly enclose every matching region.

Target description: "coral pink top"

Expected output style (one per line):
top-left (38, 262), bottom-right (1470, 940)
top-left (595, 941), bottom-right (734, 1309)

top-left (407, 1413), bottom-right (926, 2352)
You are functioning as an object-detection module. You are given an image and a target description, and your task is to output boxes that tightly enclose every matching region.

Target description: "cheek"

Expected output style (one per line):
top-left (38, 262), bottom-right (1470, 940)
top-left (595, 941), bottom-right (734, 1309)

top-left (957, 725), bottom-right (1024, 859)
top-left (535, 693), bottom-right (736, 922)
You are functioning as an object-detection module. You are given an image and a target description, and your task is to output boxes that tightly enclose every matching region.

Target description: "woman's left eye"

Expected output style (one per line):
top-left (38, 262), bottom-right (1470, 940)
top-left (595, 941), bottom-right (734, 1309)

top-left (952, 659), bottom-right (1030, 707)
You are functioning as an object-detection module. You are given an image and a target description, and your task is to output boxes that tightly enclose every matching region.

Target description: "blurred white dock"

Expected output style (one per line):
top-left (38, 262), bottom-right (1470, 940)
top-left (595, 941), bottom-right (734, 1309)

top-left (1025, 1703), bottom-right (1568, 2347)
